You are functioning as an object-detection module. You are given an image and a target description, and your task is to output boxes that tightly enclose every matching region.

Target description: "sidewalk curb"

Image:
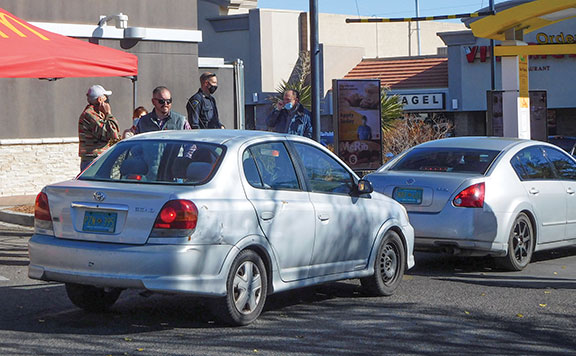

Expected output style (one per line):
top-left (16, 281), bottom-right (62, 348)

top-left (0, 208), bottom-right (34, 227)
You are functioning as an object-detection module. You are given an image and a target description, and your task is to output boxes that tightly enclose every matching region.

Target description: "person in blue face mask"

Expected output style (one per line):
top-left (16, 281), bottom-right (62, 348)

top-left (266, 89), bottom-right (312, 138)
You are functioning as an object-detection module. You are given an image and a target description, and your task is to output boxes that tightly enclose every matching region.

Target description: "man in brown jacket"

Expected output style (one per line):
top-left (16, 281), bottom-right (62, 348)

top-left (78, 85), bottom-right (120, 171)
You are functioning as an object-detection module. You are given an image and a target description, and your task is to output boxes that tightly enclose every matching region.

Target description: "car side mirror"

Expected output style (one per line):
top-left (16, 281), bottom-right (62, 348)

top-left (357, 179), bottom-right (373, 194)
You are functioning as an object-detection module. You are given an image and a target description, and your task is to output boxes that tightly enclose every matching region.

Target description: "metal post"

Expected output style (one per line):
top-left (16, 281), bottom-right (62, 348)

top-left (310, 0), bottom-right (321, 142)
top-left (415, 0), bottom-right (421, 56)
top-left (233, 59), bottom-right (245, 130)
top-left (490, 0), bottom-right (495, 90)
top-left (131, 76), bottom-right (137, 110)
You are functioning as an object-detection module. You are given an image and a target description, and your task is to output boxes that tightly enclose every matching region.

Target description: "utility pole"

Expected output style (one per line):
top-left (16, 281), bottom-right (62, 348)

top-left (490, 0), bottom-right (496, 90)
top-left (415, 0), bottom-right (421, 55)
top-left (310, 0), bottom-right (321, 142)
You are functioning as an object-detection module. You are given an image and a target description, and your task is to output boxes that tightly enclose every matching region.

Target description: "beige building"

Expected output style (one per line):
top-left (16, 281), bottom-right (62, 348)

top-left (0, 0), bottom-right (465, 197)
top-left (198, 3), bottom-right (465, 128)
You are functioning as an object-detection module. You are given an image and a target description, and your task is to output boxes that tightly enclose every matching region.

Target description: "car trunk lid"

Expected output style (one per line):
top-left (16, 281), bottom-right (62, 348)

top-left (368, 171), bottom-right (481, 213)
top-left (45, 181), bottom-right (177, 244)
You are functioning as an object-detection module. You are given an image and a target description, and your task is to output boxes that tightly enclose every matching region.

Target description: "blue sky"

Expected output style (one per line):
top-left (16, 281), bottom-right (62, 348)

top-left (258, 0), bottom-right (510, 18)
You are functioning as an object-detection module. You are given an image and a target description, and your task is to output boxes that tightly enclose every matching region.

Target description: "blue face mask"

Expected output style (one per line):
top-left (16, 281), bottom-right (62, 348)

top-left (284, 102), bottom-right (294, 110)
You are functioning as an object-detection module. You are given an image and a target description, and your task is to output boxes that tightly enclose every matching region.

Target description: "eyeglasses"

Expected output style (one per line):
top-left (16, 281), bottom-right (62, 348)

top-left (154, 98), bottom-right (172, 105)
top-left (104, 96), bottom-right (110, 103)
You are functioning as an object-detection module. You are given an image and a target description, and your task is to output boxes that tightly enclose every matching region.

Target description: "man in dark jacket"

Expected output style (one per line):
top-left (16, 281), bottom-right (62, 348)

top-left (133, 86), bottom-right (190, 134)
top-left (266, 89), bottom-right (312, 138)
top-left (186, 72), bottom-right (224, 129)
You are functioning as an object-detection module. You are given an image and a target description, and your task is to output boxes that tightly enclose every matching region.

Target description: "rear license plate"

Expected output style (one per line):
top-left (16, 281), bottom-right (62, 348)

top-left (82, 211), bottom-right (117, 233)
top-left (393, 187), bottom-right (423, 204)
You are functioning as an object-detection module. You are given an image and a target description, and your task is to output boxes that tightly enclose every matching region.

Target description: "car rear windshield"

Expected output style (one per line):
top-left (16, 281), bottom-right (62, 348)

top-left (389, 147), bottom-right (501, 174)
top-left (79, 140), bottom-right (225, 184)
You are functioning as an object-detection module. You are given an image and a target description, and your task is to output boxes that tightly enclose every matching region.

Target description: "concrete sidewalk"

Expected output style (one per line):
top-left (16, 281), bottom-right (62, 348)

top-left (0, 195), bottom-right (35, 227)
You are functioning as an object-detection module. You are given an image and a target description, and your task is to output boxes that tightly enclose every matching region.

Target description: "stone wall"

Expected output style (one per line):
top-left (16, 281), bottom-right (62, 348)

top-left (0, 138), bottom-right (79, 197)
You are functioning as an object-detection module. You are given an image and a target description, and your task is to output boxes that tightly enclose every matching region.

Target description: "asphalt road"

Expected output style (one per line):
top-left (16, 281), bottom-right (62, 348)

top-left (1, 222), bottom-right (575, 356)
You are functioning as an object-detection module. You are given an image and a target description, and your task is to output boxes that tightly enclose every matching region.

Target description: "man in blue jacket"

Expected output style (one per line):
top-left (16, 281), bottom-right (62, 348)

top-left (266, 89), bottom-right (312, 138)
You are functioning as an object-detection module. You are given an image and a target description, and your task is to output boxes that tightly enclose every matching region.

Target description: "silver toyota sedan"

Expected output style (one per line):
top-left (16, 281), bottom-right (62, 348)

top-left (365, 137), bottom-right (576, 271)
top-left (29, 130), bottom-right (414, 325)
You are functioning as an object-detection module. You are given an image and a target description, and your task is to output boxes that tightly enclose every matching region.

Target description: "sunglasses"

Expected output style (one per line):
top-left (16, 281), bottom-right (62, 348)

top-left (104, 96), bottom-right (110, 104)
top-left (154, 98), bottom-right (172, 105)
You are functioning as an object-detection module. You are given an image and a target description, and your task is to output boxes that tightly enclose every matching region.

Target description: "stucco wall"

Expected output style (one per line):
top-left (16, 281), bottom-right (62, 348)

top-left (199, 8), bottom-right (465, 106)
top-left (319, 14), bottom-right (465, 58)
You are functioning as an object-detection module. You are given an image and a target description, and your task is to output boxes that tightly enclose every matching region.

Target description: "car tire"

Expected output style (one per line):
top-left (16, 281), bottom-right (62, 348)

top-left (211, 249), bottom-right (268, 326)
top-left (361, 230), bottom-right (406, 296)
top-left (65, 283), bottom-right (122, 312)
top-left (498, 212), bottom-right (534, 271)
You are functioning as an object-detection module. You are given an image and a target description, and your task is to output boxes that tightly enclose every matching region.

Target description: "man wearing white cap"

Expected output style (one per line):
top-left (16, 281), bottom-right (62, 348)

top-left (78, 85), bottom-right (120, 171)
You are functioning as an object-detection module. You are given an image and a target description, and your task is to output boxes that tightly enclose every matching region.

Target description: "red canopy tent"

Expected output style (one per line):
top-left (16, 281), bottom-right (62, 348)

top-left (0, 7), bottom-right (138, 78)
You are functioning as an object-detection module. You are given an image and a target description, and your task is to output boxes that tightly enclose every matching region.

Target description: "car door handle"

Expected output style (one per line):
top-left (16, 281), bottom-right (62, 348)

top-left (567, 187), bottom-right (575, 195)
top-left (318, 213), bottom-right (330, 221)
top-left (260, 212), bottom-right (275, 221)
top-left (529, 187), bottom-right (539, 195)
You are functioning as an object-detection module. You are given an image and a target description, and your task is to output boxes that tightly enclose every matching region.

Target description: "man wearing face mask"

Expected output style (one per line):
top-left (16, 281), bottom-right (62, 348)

top-left (266, 89), bottom-right (312, 138)
top-left (187, 72), bottom-right (224, 129)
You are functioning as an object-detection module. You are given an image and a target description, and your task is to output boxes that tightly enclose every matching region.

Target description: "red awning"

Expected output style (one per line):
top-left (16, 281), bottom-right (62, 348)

top-left (0, 8), bottom-right (138, 78)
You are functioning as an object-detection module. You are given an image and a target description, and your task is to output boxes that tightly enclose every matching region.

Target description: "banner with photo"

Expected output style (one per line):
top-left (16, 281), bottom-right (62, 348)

top-left (333, 79), bottom-right (382, 170)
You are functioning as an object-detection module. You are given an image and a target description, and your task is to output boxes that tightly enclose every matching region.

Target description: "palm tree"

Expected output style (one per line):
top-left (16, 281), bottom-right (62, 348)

top-left (268, 51), bottom-right (311, 110)
top-left (380, 86), bottom-right (404, 132)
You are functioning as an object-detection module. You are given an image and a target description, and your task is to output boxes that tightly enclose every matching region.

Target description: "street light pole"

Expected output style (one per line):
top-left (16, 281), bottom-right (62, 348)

top-left (310, 0), bottom-right (321, 142)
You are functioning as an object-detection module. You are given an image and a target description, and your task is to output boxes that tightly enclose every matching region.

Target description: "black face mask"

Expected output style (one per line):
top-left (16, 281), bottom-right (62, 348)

top-left (208, 85), bottom-right (218, 94)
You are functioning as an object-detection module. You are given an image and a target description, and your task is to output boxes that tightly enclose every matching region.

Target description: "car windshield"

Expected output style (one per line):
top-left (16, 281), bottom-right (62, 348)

top-left (389, 147), bottom-right (500, 174)
top-left (79, 140), bottom-right (225, 184)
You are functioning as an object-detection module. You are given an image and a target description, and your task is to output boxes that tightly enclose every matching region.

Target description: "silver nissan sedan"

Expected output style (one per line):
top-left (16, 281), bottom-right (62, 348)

top-left (29, 130), bottom-right (414, 325)
top-left (365, 137), bottom-right (576, 271)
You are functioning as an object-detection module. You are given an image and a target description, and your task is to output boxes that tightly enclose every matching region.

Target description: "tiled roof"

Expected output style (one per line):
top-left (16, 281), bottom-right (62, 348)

top-left (344, 56), bottom-right (448, 89)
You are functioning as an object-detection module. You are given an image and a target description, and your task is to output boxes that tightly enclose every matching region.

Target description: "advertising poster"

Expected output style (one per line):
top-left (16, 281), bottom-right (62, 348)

top-left (334, 79), bottom-right (382, 170)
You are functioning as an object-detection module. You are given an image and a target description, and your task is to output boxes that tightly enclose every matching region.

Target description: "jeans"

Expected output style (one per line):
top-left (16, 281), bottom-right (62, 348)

top-left (80, 159), bottom-right (93, 172)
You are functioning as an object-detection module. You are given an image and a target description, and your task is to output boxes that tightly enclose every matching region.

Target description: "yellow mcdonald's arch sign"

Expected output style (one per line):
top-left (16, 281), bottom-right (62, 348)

top-left (0, 13), bottom-right (49, 40)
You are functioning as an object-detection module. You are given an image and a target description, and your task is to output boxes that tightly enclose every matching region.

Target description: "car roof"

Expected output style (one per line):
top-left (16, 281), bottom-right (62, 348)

top-left (414, 136), bottom-right (532, 151)
top-left (124, 129), bottom-right (299, 146)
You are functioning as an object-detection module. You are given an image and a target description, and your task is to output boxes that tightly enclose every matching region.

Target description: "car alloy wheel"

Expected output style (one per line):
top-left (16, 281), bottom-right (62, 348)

top-left (500, 212), bottom-right (534, 271)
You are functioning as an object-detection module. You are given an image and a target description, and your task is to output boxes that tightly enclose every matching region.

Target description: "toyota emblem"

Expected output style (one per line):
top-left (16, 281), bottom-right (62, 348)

top-left (93, 191), bottom-right (106, 202)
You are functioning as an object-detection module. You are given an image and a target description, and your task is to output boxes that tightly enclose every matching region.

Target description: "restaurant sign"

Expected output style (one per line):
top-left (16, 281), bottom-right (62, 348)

top-left (399, 93), bottom-right (444, 111)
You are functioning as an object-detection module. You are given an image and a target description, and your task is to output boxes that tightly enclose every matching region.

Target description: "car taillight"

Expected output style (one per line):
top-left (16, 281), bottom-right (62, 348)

top-left (453, 183), bottom-right (485, 208)
top-left (35, 192), bottom-right (52, 221)
top-left (152, 200), bottom-right (198, 233)
top-left (34, 191), bottom-right (54, 234)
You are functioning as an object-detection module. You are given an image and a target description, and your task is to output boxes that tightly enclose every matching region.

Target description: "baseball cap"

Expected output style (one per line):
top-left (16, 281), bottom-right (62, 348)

top-left (87, 85), bottom-right (112, 100)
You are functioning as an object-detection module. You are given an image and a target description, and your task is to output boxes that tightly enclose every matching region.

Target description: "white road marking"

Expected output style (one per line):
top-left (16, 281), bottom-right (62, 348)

top-left (0, 275), bottom-right (9, 281)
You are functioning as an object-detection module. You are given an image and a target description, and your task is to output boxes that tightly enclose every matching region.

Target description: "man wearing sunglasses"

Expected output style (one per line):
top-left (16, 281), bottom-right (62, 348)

top-left (133, 86), bottom-right (190, 134)
top-left (78, 85), bottom-right (120, 171)
top-left (186, 72), bottom-right (225, 129)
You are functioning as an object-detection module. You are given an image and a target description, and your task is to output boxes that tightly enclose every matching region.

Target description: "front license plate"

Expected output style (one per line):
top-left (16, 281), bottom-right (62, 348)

top-left (82, 211), bottom-right (117, 233)
top-left (393, 187), bottom-right (423, 204)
